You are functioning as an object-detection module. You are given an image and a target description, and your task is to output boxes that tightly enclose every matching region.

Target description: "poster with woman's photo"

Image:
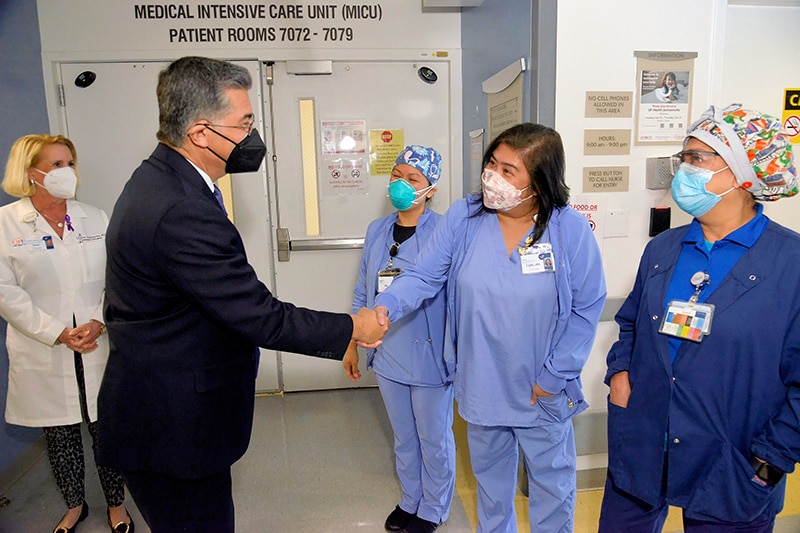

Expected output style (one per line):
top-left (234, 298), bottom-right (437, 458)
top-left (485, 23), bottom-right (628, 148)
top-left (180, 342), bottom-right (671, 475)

top-left (634, 51), bottom-right (696, 144)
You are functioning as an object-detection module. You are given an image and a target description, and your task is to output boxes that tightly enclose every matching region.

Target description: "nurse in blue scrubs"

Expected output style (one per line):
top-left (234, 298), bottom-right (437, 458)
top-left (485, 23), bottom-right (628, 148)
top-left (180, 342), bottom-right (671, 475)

top-left (374, 124), bottom-right (607, 532)
top-left (345, 145), bottom-right (454, 533)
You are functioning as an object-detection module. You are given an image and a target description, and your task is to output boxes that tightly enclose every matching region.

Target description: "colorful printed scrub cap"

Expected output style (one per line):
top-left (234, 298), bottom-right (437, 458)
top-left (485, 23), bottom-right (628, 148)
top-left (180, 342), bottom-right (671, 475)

top-left (685, 103), bottom-right (797, 201)
top-left (394, 145), bottom-right (442, 186)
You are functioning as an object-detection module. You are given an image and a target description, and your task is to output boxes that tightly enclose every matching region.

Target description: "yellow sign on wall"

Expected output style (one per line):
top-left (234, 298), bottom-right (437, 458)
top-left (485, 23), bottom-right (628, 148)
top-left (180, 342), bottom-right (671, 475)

top-left (782, 88), bottom-right (800, 145)
top-left (369, 129), bottom-right (405, 175)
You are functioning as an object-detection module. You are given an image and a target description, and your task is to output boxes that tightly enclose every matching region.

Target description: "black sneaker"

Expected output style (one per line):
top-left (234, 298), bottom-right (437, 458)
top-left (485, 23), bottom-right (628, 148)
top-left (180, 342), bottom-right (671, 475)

top-left (385, 506), bottom-right (415, 532)
top-left (404, 516), bottom-right (439, 533)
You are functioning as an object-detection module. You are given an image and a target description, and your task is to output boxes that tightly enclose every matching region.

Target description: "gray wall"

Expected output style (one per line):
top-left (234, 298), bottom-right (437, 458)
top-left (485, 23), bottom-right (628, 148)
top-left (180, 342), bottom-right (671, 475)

top-left (460, 0), bottom-right (536, 189)
top-left (0, 0), bottom-right (50, 474)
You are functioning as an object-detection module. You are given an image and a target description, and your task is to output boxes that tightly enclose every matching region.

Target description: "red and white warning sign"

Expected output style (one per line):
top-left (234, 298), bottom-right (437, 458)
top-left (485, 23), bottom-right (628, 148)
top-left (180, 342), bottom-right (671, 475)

top-left (784, 115), bottom-right (800, 139)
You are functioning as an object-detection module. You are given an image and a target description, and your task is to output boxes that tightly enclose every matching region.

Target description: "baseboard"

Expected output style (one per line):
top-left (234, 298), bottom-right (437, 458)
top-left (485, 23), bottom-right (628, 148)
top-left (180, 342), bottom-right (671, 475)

top-left (577, 467), bottom-right (607, 491)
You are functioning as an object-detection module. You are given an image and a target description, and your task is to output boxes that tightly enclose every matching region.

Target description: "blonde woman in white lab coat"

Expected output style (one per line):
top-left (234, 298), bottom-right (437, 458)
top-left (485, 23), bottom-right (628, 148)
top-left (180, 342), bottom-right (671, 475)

top-left (0, 135), bottom-right (133, 533)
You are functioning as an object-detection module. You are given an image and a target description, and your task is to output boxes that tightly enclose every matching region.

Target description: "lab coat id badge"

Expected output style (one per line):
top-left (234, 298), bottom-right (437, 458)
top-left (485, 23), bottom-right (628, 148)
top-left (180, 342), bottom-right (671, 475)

top-left (17, 236), bottom-right (54, 251)
top-left (519, 243), bottom-right (555, 275)
top-left (377, 268), bottom-right (401, 293)
top-left (659, 300), bottom-right (715, 342)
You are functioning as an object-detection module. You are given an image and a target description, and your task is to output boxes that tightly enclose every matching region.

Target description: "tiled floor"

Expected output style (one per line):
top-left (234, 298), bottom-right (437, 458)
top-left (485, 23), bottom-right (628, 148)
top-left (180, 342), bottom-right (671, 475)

top-left (0, 388), bottom-right (798, 532)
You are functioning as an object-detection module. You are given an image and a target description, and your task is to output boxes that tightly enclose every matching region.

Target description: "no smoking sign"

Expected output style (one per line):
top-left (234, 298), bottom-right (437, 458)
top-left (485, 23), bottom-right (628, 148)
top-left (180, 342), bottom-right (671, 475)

top-left (784, 115), bottom-right (800, 138)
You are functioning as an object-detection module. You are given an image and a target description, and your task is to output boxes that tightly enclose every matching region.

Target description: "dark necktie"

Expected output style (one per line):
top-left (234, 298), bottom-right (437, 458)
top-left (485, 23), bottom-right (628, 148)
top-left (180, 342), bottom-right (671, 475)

top-left (213, 185), bottom-right (228, 215)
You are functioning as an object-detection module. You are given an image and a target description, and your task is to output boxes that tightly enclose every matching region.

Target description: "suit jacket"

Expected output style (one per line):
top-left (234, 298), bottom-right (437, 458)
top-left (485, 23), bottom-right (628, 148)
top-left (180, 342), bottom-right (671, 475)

top-left (98, 143), bottom-right (353, 478)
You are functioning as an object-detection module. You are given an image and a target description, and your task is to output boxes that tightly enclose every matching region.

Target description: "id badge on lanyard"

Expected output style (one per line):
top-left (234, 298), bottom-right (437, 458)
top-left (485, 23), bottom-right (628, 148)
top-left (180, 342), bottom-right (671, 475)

top-left (378, 240), bottom-right (403, 293)
top-left (378, 268), bottom-right (401, 293)
top-left (659, 271), bottom-right (715, 342)
top-left (519, 243), bottom-right (555, 275)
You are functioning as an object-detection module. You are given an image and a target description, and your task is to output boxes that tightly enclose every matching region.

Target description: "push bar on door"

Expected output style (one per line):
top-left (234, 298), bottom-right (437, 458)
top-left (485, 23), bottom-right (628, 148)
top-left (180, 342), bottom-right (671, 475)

top-left (276, 227), bottom-right (364, 262)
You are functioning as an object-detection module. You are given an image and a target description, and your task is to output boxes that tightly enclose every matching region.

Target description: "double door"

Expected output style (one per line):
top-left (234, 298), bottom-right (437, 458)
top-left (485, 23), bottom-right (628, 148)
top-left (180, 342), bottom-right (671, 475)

top-left (58, 58), bottom-right (452, 391)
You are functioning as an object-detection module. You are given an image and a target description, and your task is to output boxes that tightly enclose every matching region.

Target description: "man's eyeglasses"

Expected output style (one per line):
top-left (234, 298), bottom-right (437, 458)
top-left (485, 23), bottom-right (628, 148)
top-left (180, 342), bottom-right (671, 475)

top-left (670, 150), bottom-right (719, 175)
top-left (204, 123), bottom-right (255, 136)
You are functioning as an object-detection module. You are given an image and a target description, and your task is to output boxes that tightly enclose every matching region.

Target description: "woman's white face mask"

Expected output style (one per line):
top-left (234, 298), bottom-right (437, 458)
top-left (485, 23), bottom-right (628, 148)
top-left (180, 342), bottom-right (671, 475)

top-left (32, 167), bottom-right (78, 199)
top-left (481, 168), bottom-right (532, 211)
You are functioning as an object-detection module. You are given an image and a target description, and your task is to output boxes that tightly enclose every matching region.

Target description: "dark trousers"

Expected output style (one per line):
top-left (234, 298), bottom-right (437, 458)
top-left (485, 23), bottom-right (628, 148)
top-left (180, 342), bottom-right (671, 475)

top-left (123, 468), bottom-right (234, 533)
top-left (598, 471), bottom-right (775, 533)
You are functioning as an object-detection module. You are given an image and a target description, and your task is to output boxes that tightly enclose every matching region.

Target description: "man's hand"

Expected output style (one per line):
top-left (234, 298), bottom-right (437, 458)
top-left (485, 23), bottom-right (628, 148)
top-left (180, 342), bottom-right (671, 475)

top-left (609, 371), bottom-right (631, 408)
top-left (351, 307), bottom-right (389, 348)
top-left (343, 341), bottom-right (361, 382)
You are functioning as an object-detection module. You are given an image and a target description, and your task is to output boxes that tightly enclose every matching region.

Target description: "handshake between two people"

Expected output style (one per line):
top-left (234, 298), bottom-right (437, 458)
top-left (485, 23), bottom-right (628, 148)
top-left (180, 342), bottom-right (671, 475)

top-left (345, 306), bottom-right (390, 382)
top-left (350, 306), bottom-right (390, 348)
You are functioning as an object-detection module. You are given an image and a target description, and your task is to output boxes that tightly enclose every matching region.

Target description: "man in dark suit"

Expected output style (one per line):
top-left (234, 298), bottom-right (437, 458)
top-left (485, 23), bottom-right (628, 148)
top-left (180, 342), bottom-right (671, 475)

top-left (97, 56), bottom-right (387, 532)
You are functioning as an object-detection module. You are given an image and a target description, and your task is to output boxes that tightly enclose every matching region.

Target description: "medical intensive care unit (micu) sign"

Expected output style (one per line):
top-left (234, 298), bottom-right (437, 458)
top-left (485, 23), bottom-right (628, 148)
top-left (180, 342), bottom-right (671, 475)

top-left (135, 4), bottom-right (379, 44)
top-left (36, 1), bottom-right (458, 53)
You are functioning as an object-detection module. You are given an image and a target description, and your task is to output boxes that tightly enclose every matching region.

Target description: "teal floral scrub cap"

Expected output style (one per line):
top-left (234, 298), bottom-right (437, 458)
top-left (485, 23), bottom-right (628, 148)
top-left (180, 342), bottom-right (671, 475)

top-left (685, 103), bottom-right (797, 201)
top-left (394, 145), bottom-right (442, 186)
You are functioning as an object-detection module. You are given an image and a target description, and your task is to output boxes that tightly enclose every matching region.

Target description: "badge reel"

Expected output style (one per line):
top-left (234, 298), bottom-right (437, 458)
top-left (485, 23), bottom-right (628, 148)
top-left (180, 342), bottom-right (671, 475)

top-left (519, 239), bottom-right (556, 275)
top-left (377, 241), bottom-right (401, 293)
top-left (659, 271), bottom-right (715, 342)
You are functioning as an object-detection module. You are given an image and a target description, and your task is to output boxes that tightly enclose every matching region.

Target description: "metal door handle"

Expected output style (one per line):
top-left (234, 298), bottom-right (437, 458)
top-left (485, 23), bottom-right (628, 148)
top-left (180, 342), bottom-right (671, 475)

top-left (276, 227), bottom-right (363, 262)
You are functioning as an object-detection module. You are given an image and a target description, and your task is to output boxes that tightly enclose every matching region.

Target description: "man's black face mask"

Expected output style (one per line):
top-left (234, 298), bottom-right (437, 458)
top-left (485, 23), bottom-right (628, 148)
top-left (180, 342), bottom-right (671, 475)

top-left (206, 126), bottom-right (267, 174)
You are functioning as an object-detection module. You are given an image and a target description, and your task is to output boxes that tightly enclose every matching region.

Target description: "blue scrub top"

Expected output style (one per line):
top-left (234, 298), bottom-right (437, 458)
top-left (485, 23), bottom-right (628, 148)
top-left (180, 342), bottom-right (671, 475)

top-left (353, 209), bottom-right (449, 387)
top-left (665, 204), bottom-right (767, 363)
top-left (455, 216), bottom-right (558, 426)
top-left (376, 197), bottom-right (607, 428)
top-left (374, 226), bottom-right (446, 386)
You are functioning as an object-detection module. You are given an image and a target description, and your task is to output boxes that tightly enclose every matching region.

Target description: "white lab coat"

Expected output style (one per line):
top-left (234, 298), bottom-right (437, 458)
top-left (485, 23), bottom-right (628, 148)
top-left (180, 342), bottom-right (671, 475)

top-left (0, 197), bottom-right (109, 427)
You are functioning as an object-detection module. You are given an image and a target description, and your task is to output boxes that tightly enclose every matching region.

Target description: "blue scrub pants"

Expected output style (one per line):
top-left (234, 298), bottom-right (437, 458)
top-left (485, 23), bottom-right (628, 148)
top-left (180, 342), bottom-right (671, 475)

top-left (376, 374), bottom-right (456, 524)
top-left (599, 470), bottom-right (776, 533)
top-left (468, 420), bottom-right (576, 533)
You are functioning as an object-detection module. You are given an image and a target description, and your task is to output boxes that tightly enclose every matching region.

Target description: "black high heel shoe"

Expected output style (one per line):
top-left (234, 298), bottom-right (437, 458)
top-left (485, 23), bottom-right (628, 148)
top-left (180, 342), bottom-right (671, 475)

top-left (53, 501), bottom-right (89, 533)
top-left (107, 507), bottom-right (135, 533)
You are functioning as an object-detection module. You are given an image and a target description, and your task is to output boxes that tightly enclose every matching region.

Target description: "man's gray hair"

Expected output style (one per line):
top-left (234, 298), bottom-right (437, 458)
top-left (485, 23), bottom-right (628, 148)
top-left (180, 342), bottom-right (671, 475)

top-left (156, 56), bottom-right (252, 147)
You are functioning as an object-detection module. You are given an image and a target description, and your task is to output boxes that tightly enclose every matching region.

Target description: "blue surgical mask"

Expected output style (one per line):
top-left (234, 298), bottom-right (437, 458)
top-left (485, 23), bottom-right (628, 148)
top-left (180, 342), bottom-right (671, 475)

top-left (671, 163), bottom-right (733, 218)
top-left (388, 179), bottom-right (433, 211)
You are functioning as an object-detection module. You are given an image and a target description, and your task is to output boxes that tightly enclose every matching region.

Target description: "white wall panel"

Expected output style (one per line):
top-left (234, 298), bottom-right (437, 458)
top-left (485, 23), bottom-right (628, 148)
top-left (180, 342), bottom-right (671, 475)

top-left (723, 4), bottom-right (800, 232)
